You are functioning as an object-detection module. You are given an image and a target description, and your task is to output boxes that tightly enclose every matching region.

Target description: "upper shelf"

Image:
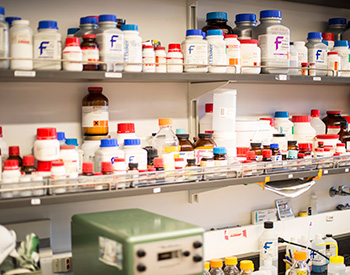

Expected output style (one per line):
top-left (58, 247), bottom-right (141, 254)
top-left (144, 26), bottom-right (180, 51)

top-left (0, 70), bottom-right (350, 85)
top-left (281, 0), bottom-right (350, 9)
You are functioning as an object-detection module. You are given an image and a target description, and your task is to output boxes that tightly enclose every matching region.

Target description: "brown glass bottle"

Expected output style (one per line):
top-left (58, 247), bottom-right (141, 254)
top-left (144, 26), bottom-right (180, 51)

top-left (202, 12), bottom-right (233, 35)
top-left (250, 143), bottom-right (262, 161)
top-left (288, 140), bottom-right (298, 151)
top-left (338, 127), bottom-right (350, 149)
top-left (21, 155), bottom-right (36, 174)
top-left (186, 159), bottom-right (197, 167)
top-left (322, 111), bottom-right (348, 134)
top-left (7, 146), bottom-right (23, 167)
top-left (81, 34), bottom-right (99, 71)
top-left (82, 87), bottom-right (109, 136)
top-left (177, 134), bottom-right (195, 158)
top-left (194, 133), bottom-right (216, 148)
top-left (117, 18), bottom-right (126, 29)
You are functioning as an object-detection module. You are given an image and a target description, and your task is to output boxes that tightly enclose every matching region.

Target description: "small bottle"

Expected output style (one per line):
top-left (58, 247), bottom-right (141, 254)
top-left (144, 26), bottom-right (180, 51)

top-left (298, 143), bottom-right (312, 158)
top-left (50, 161), bottom-right (66, 194)
top-left (336, 143), bottom-right (346, 154)
top-left (288, 150), bottom-right (298, 160)
top-left (176, 133), bottom-right (195, 162)
top-left (2, 160), bottom-right (20, 198)
top-left (213, 147), bottom-right (227, 166)
top-left (240, 260), bottom-right (254, 275)
top-left (262, 149), bottom-right (272, 162)
top-left (327, 52), bottom-right (340, 77)
top-left (194, 133), bottom-right (216, 165)
top-left (270, 144), bottom-right (282, 161)
top-left (143, 146), bottom-right (158, 167)
top-left (63, 37), bottom-right (83, 71)
top-left (112, 158), bottom-right (127, 174)
top-left (101, 161), bottom-right (113, 175)
top-left (65, 138), bottom-right (84, 174)
top-left (174, 158), bottom-right (185, 169)
top-left (81, 34), bottom-right (99, 71)
top-left (210, 258), bottom-right (224, 275)
top-left (301, 62), bottom-right (308, 76)
top-left (322, 32), bottom-right (335, 50)
top-left (308, 62), bottom-right (316, 76)
top-left (155, 46), bottom-right (166, 73)
top-left (246, 150), bottom-right (256, 161)
top-left (310, 110), bottom-right (326, 135)
top-left (57, 132), bottom-right (66, 146)
top-left (314, 148), bottom-right (325, 158)
top-left (186, 158), bottom-right (197, 167)
top-left (82, 162), bottom-right (94, 176)
top-left (309, 192), bottom-right (318, 215)
top-left (250, 143), bottom-right (263, 161)
top-left (200, 152), bottom-right (214, 167)
top-left (289, 251), bottom-right (310, 275)
top-left (7, 146), bottom-right (23, 167)
top-left (142, 45), bottom-right (155, 72)
top-left (288, 140), bottom-right (298, 151)
top-left (259, 221), bottom-right (278, 269)
top-left (207, 29), bottom-right (227, 73)
top-left (121, 24), bottom-right (142, 72)
top-left (21, 155), bottom-right (36, 174)
top-left (154, 157), bottom-right (165, 171)
top-left (225, 34), bottom-right (241, 73)
top-left (116, 123), bottom-right (137, 149)
top-left (200, 103), bottom-right (213, 134)
top-left (324, 234), bottom-right (338, 257)
top-left (123, 139), bottom-right (148, 170)
top-left (224, 256), bottom-right (239, 275)
top-left (289, 42), bottom-right (299, 75)
top-left (274, 111), bottom-right (293, 139)
top-left (271, 133), bottom-right (288, 157)
top-left (166, 43), bottom-right (183, 73)
top-left (60, 145), bottom-right (79, 176)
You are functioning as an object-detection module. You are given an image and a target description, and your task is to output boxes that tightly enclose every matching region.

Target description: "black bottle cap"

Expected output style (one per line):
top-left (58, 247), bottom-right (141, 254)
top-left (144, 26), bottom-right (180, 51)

top-left (288, 140), bottom-right (297, 146)
top-left (251, 142), bottom-right (262, 147)
top-left (273, 134), bottom-right (286, 137)
top-left (176, 134), bottom-right (190, 139)
top-left (187, 159), bottom-right (196, 164)
top-left (264, 221), bottom-right (274, 229)
top-left (129, 163), bottom-right (138, 169)
top-left (326, 234), bottom-right (333, 238)
top-left (198, 133), bottom-right (212, 139)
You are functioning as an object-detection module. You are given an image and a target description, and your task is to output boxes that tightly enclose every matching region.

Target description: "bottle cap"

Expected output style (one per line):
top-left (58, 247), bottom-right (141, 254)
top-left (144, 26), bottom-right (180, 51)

top-left (225, 256), bottom-right (237, 266)
top-left (80, 16), bottom-right (98, 25)
top-left (128, 162), bottom-right (138, 169)
top-left (292, 115), bottom-right (310, 123)
top-left (83, 162), bottom-right (94, 174)
top-left (198, 133), bottom-right (212, 139)
top-left (37, 128), bottom-right (57, 140)
top-left (66, 138), bottom-right (78, 146)
top-left (213, 147), bottom-right (226, 154)
top-left (12, 20), bottom-right (30, 26)
top-left (329, 18), bottom-right (347, 25)
top-left (308, 32), bottom-right (322, 40)
top-left (9, 146), bottom-right (20, 156)
top-left (5, 17), bottom-right (21, 26)
top-left (260, 118), bottom-right (275, 127)
top-left (204, 261), bottom-right (210, 271)
top-left (274, 111), bottom-right (289, 118)
top-left (264, 221), bottom-right (274, 228)
top-left (148, 167), bottom-right (156, 172)
top-left (65, 37), bottom-right (80, 47)
top-left (186, 29), bottom-right (203, 36)
top-left (235, 13), bottom-right (257, 23)
top-left (239, 39), bottom-right (258, 44)
top-left (288, 140), bottom-right (297, 146)
top-left (100, 139), bottom-right (118, 147)
top-left (337, 143), bottom-right (345, 147)
top-left (334, 40), bottom-right (349, 47)
top-left (250, 142), bottom-right (261, 147)
top-left (121, 24), bottom-right (138, 31)
top-left (176, 129), bottom-right (186, 135)
top-left (301, 62), bottom-right (308, 66)
top-left (52, 161), bottom-right (64, 167)
top-left (298, 143), bottom-right (311, 149)
top-left (207, 29), bottom-right (223, 36)
top-left (117, 123), bottom-right (135, 134)
top-left (37, 161), bottom-right (52, 171)
top-left (237, 147), bottom-right (249, 157)
top-left (38, 20), bottom-right (58, 30)
top-left (330, 255), bottom-right (344, 264)
top-left (0, 126), bottom-right (2, 138)
top-left (263, 149), bottom-right (272, 158)
top-left (155, 46), bottom-right (166, 51)
top-left (67, 28), bottom-right (80, 35)
top-left (328, 52), bottom-right (339, 55)
top-left (143, 45), bottom-right (154, 49)
top-left (311, 109), bottom-right (320, 117)
top-left (60, 145), bottom-right (75, 150)
top-left (153, 157), bottom-right (164, 168)
top-left (99, 14), bottom-right (117, 22)
top-left (4, 160), bottom-right (19, 170)
top-left (210, 259), bottom-right (223, 268)
top-left (82, 34), bottom-right (96, 39)
top-left (187, 159), bottom-right (196, 165)
top-left (260, 10), bottom-right (282, 19)
top-left (206, 12), bottom-right (227, 21)
top-left (322, 32), bottom-right (334, 41)
top-left (326, 234), bottom-right (333, 237)
top-left (23, 155), bottom-right (34, 166)
top-left (158, 118), bottom-right (173, 126)
top-left (273, 133), bottom-right (286, 137)
top-left (318, 141), bottom-right (324, 145)
top-left (270, 143), bottom-right (279, 149)
top-left (243, 160), bottom-right (253, 163)
top-left (240, 260), bottom-right (254, 271)
top-left (326, 111), bottom-right (341, 115)
top-left (168, 43), bottom-right (181, 51)
top-left (124, 139), bottom-right (141, 146)
top-left (205, 103), bottom-right (213, 113)
top-left (176, 134), bottom-right (190, 139)
top-left (246, 150), bottom-right (256, 160)
top-left (101, 161), bottom-right (113, 172)
top-left (344, 116), bottom-right (350, 124)
top-left (316, 134), bottom-right (339, 139)
top-left (298, 153), bottom-right (305, 158)
top-left (294, 251), bottom-right (307, 261)
top-left (117, 18), bottom-right (125, 25)
top-left (224, 34), bottom-right (238, 39)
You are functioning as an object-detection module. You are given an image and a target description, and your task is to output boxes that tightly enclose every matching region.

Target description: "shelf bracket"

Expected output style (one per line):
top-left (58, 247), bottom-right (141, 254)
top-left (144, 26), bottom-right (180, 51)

top-left (188, 186), bottom-right (226, 204)
top-left (186, 0), bottom-right (198, 29)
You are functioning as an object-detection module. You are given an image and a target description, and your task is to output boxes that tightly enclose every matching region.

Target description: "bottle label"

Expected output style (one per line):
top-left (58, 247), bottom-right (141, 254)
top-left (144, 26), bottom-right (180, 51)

top-left (179, 151), bottom-right (195, 161)
top-left (11, 33), bottom-right (32, 45)
top-left (63, 160), bottom-right (78, 175)
top-left (272, 154), bottom-right (282, 161)
top-left (82, 106), bottom-right (109, 128)
top-left (310, 248), bottom-right (326, 265)
top-left (97, 33), bottom-right (124, 56)
top-left (256, 155), bottom-right (263, 161)
top-left (82, 47), bottom-right (99, 62)
top-left (200, 159), bottom-right (214, 167)
top-left (124, 39), bottom-right (142, 63)
top-left (34, 39), bottom-right (61, 60)
top-left (308, 48), bottom-right (327, 66)
top-left (155, 55), bottom-right (166, 65)
top-left (226, 43), bottom-right (241, 66)
top-left (327, 126), bottom-right (340, 135)
top-left (208, 43), bottom-right (226, 65)
top-left (214, 159), bottom-right (228, 166)
top-left (328, 60), bottom-right (339, 72)
top-left (241, 47), bottom-right (260, 67)
top-left (143, 56), bottom-right (155, 69)
top-left (125, 153), bottom-right (147, 171)
top-left (259, 240), bottom-right (278, 261)
top-left (194, 148), bottom-right (213, 165)
top-left (296, 269), bottom-right (308, 275)
top-left (298, 52), bottom-right (307, 64)
top-left (184, 43), bottom-right (208, 65)
top-left (258, 28), bottom-right (290, 62)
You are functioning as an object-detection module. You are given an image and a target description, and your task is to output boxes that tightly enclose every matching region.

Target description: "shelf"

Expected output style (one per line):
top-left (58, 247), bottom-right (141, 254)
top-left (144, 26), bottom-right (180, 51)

top-left (281, 0), bottom-right (350, 9)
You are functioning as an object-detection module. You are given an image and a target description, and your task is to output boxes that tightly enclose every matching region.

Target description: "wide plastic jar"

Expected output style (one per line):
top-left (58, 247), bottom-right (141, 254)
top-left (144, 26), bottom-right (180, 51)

top-left (225, 34), bottom-right (241, 73)
top-left (74, 16), bottom-right (98, 44)
top-left (325, 18), bottom-right (347, 41)
top-left (274, 111), bottom-right (293, 139)
top-left (233, 13), bottom-right (257, 39)
top-left (315, 135), bottom-right (341, 152)
top-left (155, 46), bottom-right (167, 73)
top-left (334, 40), bottom-right (350, 77)
top-left (34, 128), bottom-right (60, 161)
top-left (207, 29), bottom-right (226, 73)
top-left (202, 12), bottom-right (233, 35)
top-left (50, 161), bottom-right (66, 194)
top-left (94, 138), bottom-right (125, 172)
top-left (142, 45), bottom-right (155, 72)
top-left (166, 43), bottom-right (183, 73)
top-left (121, 24), bottom-right (142, 72)
top-left (253, 10), bottom-right (290, 74)
top-left (322, 111), bottom-right (348, 134)
top-left (81, 137), bottom-right (103, 164)
top-left (123, 139), bottom-right (147, 170)
top-left (239, 39), bottom-right (261, 74)
top-left (306, 32), bottom-right (328, 76)
top-left (292, 115), bottom-right (316, 144)
top-left (60, 145), bottom-right (79, 176)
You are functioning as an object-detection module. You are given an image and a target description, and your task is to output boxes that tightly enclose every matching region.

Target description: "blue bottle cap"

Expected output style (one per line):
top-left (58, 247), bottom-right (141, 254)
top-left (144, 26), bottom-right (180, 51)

top-left (288, 150), bottom-right (298, 159)
top-left (57, 132), bottom-right (66, 141)
top-left (206, 12), bottom-right (227, 21)
top-left (38, 20), bottom-right (58, 30)
top-left (66, 138), bottom-right (79, 146)
top-left (176, 129), bottom-right (186, 134)
top-left (334, 40), bottom-right (349, 47)
top-left (260, 10), bottom-right (282, 19)
top-left (5, 17), bottom-right (21, 26)
top-left (186, 29), bottom-right (203, 36)
top-left (274, 111), bottom-right (289, 118)
top-left (121, 24), bottom-right (138, 31)
top-left (0, 7), bottom-right (4, 16)
top-left (67, 28), bottom-right (80, 35)
top-left (213, 147), bottom-right (226, 154)
top-left (307, 32), bottom-right (322, 40)
top-left (207, 29), bottom-right (223, 36)
top-left (235, 13), bottom-right (257, 23)
top-left (100, 138), bottom-right (118, 147)
top-left (329, 18), bottom-right (347, 25)
top-left (80, 16), bottom-right (98, 25)
top-left (322, 40), bottom-right (329, 46)
top-left (124, 139), bottom-right (141, 146)
top-left (270, 143), bottom-right (279, 149)
top-left (99, 14), bottom-right (117, 23)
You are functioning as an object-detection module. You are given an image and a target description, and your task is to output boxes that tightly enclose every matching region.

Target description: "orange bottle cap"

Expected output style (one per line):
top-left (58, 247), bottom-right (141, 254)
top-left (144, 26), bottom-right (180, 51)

top-left (210, 258), bottom-right (223, 268)
top-left (159, 118), bottom-right (173, 126)
top-left (294, 251), bottom-right (307, 261)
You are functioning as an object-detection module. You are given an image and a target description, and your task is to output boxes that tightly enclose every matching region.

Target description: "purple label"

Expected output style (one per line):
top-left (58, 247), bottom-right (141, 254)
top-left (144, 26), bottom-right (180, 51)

top-left (274, 36), bottom-right (284, 50)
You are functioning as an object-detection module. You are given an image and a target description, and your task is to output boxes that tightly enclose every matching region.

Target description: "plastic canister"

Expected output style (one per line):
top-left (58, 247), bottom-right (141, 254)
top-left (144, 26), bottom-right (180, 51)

top-left (59, 145), bottom-right (79, 176)
top-left (116, 123), bottom-right (137, 149)
top-left (65, 138), bottom-right (84, 173)
top-left (239, 39), bottom-right (261, 74)
top-left (94, 14), bottom-right (124, 72)
top-left (213, 89), bottom-right (236, 133)
top-left (225, 34), bottom-right (241, 73)
top-left (233, 13), bottom-right (257, 39)
top-left (81, 136), bottom-right (105, 168)
top-left (310, 109), bottom-right (326, 135)
top-left (62, 37), bottom-right (83, 71)
top-left (94, 139), bottom-right (125, 172)
top-left (253, 10), bottom-right (290, 74)
top-left (182, 29), bottom-right (208, 73)
top-left (10, 20), bottom-right (33, 70)
top-left (327, 52), bottom-right (340, 77)
top-left (166, 43), bottom-right (183, 73)
top-left (207, 29), bottom-right (226, 73)
top-left (292, 115), bottom-right (316, 144)
top-left (334, 40), bottom-right (349, 77)
top-left (0, 7), bottom-right (9, 69)
top-left (123, 139), bottom-right (147, 170)
top-left (274, 111), bottom-right (293, 139)
top-left (155, 46), bottom-right (166, 73)
top-left (311, 234), bottom-right (327, 273)
top-left (200, 103), bottom-right (213, 133)
top-left (322, 33), bottom-right (335, 51)
top-left (325, 18), bottom-right (347, 41)
top-left (34, 128), bottom-right (60, 161)
top-left (294, 41), bottom-right (308, 75)
top-left (2, 160), bottom-right (21, 198)
top-left (33, 20), bottom-right (61, 70)
top-left (50, 161), bottom-right (66, 194)
top-left (315, 135), bottom-right (341, 153)
top-left (142, 45), bottom-right (155, 72)
top-left (74, 16), bottom-right (98, 44)
top-left (289, 42), bottom-right (298, 75)
top-left (306, 32), bottom-right (328, 76)
top-left (236, 120), bottom-right (272, 147)
top-left (121, 24), bottom-right (142, 72)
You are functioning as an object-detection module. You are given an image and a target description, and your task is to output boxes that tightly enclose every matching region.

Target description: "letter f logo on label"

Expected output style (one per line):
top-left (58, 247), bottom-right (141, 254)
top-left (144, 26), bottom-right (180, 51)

top-left (274, 36), bottom-right (283, 50)
top-left (316, 50), bottom-right (322, 60)
top-left (189, 45), bottom-right (195, 54)
top-left (39, 41), bottom-right (49, 55)
top-left (110, 35), bottom-right (119, 48)
top-left (263, 242), bottom-right (273, 253)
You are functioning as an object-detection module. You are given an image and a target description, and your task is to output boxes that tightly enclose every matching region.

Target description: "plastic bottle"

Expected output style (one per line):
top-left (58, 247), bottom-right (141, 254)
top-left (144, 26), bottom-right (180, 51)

top-left (292, 116), bottom-right (316, 144)
top-left (240, 260), bottom-right (254, 275)
top-left (325, 18), bottom-right (347, 41)
top-left (152, 118), bottom-right (179, 171)
top-left (322, 33), bottom-right (335, 50)
top-left (7, 146), bottom-right (22, 167)
top-left (306, 32), bottom-right (328, 76)
top-left (81, 34), bottom-right (99, 71)
top-left (82, 87), bottom-right (109, 136)
top-left (33, 20), bottom-right (61, 70)
top-left (66, 28), bottom-right (79, 38)
top-left (116, 123), bottom-right (137, 149)
top-left (259, 259), bottom-right (277, 275)
top-left (94, 139), bottom-right (124, 172)
top-left (225, 34), bottom-right (241, 73)
top-left (34, 128), bottom-right (60, 162)
top-left (240, 39), bottom-right (261, 74)
top-left (289, 42), bottom-right (298, 75)
top-left (0, 127), bottom-right (8, 160)
top-left (334, 40), bottom-right (350, 77)
top-left (259, 221), bottom-right (278, 269)
top-left (65, 138), bottom-right (84, 174)
top-left (182, 29), bottom-right (208, 73)
top-left (325, 243), bottom-right (346, 275)
top-left (233, 14), bottom-right (257, 39)
top-left (210, 259), bottom-right (224, 275)
top-left (253, 10), bottom-right (290, 74)
top-left (121, 24), bottom-right (142, 72)
top-left (81, 136), bottom-right (104, 165)
top-left (21, 155), bottom-right (36, 175)
top-left (310, 110), bottom-right (326, 135)
top-left (213, 147), bottom-right (227, 166)
top-left (207, 29), bottom-right (226, 73)
top-left (2, 160), bottom-right (21, 198)
top-left (5, 16), bottom-right (21, 27)
top-left (142, 45), bottom-right (155, 72)
top-left (294, 41), bottom-right (308, 75)
top-left (200, 103), bottom-right (213, 133)
top-left (10, 19), bottom-right (33, 70)
top-left (60, 145), bottom-right (79, 176)
top-left (288, 251), bottom-right (310, 275)
top-left (327, 52), bottom-right (340, 77)
top-left (112, 158), bottom-right (127, 177)
top-left (123, 139), bottom-right (147, 170)
top-left (224, 256), bottom-right (239, 275)
top-left (202, 12), bottom-right (233, 35)
top-left (0, 7), bottom-right (9, 70)
top-left (155, 46), bottom-right (166, 73)
top-left (166, 43), bottom-right (183, 73)
top-left (274, 111), bottom-right (293, 139)
top-left (74, 16), bottom-right (98, 44)
top-left (271, 134), bottom-right (287, 157)
top-left (205, 261), bottom-right (211, 275)
top-left (311, 234), bottom-right (327, 273)
top-left (309, 192), bottom-right (318, 215)
top-left (50, 161), bottom-right (66, 194)
top-left (62, 37), bottom-right (83, 71)
top-left (94, 14), bottom-right (124, 72)
top-left (324, 234), bottom-right (338, 257)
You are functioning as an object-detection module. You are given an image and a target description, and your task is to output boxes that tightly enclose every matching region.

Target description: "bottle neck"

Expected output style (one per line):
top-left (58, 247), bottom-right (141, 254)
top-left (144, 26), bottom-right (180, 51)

top-left (260, 18), bottom-right (282, 24)
top-left (99, 21), bottom-right (117, 28)
top-left (236, 21), bottom-right (256, 27)
top-left (88, 90), bottom-right (102, 94)
top-left (80, 23), bottom-right (98, 30)
top-left (160, 125), bottom-right (172, 129)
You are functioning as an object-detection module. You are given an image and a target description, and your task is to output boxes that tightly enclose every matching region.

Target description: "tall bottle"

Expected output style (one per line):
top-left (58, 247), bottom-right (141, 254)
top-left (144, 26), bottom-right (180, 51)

top-left (311, 234), bottom-right (327, 273)
top-left (210, 259), bottom-right (224, 275)
top-left (74, 16), bottom-right (98, 44)
top-left (0, 6), bottom-right (9, 69)
top-left (325, 18), bottom-right (347, 41)
top-left (324, 234), bottom-right (338, 257)
top-left (224, 256), bottom-right (239, 275)
top-left (310, 110), bottom-right (326, 135)
top-left (289, 251), bottom-right (310, 275)
top-left (259, 221), bottom-right (278, 269)
top-left (306, 32), bottom-right (328, 76)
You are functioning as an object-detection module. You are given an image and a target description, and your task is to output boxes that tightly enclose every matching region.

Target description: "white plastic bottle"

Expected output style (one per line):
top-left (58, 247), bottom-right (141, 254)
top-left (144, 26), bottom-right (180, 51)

top-left (60, 145), bottom-right (79, 176)
top-left (0, 6), bottom-right (9, 70)
top-left (294, 41), bottom-right (308, 75)
top-left (65, 138), bottom-right (84, 174)
top-left (0, 126), bottom-right (8, 161)
top-left (123, 139), bottom-right (147, 170)
top-left (182, 29), bottom-right (208, 73)
top-left (33, 20), bottom-right (61, 70)
top-left (155, 46), bottom-right (167, 73)
top-left (166, 43), bottom-right (183, 73)
top-left (121, 24), bottom-right (142, 72)
top-left (10, 19), bottom-right (33, 70)
top-left (334, 40), bottom-right (350, 77)
top-left (50, 161), bottom-right (66, 194)
top-left (2, 160), bottom-right (21, 198)
top-left (62, 37), bottom-right (83, 71)
top-left (240, 39), bottom-right (261, 74)
top-left (94, 139), bottom-right (125, 172)
top-left (311, 234), bottom-right (327, 273)
top-left (116, 123), bottom-right (137, 149)
top-left (292, 115), bottom-right (316, 144)
top-left (327, 52), bottom-right (341, 77)
top-left (34, 128), bottom-right (60, 162)
top-left (289, 42), bottom-right (299, 75)
top-left (310, 110), bottom-right (326, 135)
top-left (306, 32), bottom-right (328, 76)
top-left (324, 234), bottom-right (338, 257)
top-left (94, 14), bottom-right (124, 72)
top-left (274, 111), bottom-right (293, 139)
top-left (207, 29), bottom-right (226, 73)
top-left (259, 221), bottom-right (278, 269)
top-left (81, 138), bottom-right (101, 164)
top-left (142, 45), bottom-right (155, 72)
top-left (200, 103), bottom-right (213, 133)
top-left (259, 259), bottom-right (277, 275)
top-left (309, 192), bottom-right (318, 215)
top-left (225, 34), bottom-right (241, 73)
top-left (253, 10), bottom-right (290, 74)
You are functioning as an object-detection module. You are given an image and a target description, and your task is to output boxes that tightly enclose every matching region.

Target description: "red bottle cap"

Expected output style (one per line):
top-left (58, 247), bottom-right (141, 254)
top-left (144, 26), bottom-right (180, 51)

top-left (205, 103), bottom-right (213, 113)
top-left (322, 32), bottom-right (334, 41)
top-left (292, 115), bottom-right (310, 123)
top-left (65, 37), bottom-right (80, 47)
top-left (52, 161), bottom-right (64, 167)
top-left (0, 126), bottom-right (2, 138)
top-left (60, 145), bottom-right (76, 150)
top-left (315, 148), bottom-right (324, 152)
top-left (243, 160), bottom-right (253, 163)
top-left (225, 34), bottom-right (238, 39)
top-left (117, 123), bottom-right (135, 134)
top-left (237, 147), bottom-right (249, 157)
top-left (139, 169), bottom-right (148, 173)
top-left (4, 160), bottom-right (19, 170)
top-left (148, 167), bottom-right (156, 172)
top-left (22, 155), bottom-right (34, 166)
top-left (324, 145), bottom-right (333, 148)
top-left (154, 46), bottom-right (166, 51)
top-left (316, 134), bottom-right (339, 139)
top-left (83, 162), bottom-right (94, 173)
top-left (334, 152), bottom-right (341, 156)
top-left (262, 149), bottom-right (272, 158)
top-left (153, 157), bottom-right (164, 168)
top-left (239, 39), bottom-right (258, 44)
top-left (37, 161), bottom-right (53, 172)
top-left (94, 172), bottom-right (103, 176)
top-left (337, 143), bottom-right (345, 147)
top-left (324, 147), bottom-right (332, 152)
top-left (246, 150), bottom-right (256, 160)
top-left (318, 141), bottom-right (324, 145)
top-left (311, 109), bottom-right (320, 117)
top-left (301, 62), bottom-right (308, 66)
top-left (9, 146), bottom-right (20, 156)
top-left (101, 161), bottom-right (113, 172)
top-left (37, 128), bottom-right (57, 140)
top-left (299, 143), bottom-right (311, 149)
top-left (260, 118), bottom-right (275, 127)
top-left (82, 34), bottom-right (96, 39)
top-left (175, 158), bottom-right (185, 162)
top-left (87, 15), bottom-right (99, 23)
top-left (298, 153), bottom-right (305, 158)
top-left (168, 43), bottom-right (181, 51)
top-left (88, 87), bottom-right (103, 92)
top-left (327, 111), bottom-right (341, 115)
top-left (143, 45), bottom-right (154, 49)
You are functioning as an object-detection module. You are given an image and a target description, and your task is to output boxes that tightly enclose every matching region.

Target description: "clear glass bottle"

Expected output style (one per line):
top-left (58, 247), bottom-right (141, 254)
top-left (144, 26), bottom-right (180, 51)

top-left (240, 260), bottom-right (254, 275)
top-left (289, 251), bottom-right (310, 275)
top-left (210, 259), bottom-right (224, 275)
top-left (204, 261), bottom-right (211, 275)
top-left (224, 256), bottom-right (239, 275)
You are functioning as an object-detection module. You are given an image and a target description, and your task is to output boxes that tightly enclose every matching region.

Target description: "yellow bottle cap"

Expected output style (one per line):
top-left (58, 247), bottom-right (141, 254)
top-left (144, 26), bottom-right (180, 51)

top-left (294, 251), bottom-right (307, 261)
top-left (164, 146), bottom-right (180, 153)
top-left (330, 255), bottom-right (344, 264)
top-left (204, 261), bottom-right (210, 270)
top-left (159, 118), bottom-right (173, 126)
top-left (225, 256), bottom-right (238, 266)
top-left (240, 260), bottom-right (254, 271)
top-left (210, 258), bottom-right (223, 268)
top-left (299, 211), bottom-right (308, 217)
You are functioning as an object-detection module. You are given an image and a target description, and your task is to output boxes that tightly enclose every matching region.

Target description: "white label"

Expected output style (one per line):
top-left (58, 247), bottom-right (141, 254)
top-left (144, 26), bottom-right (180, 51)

top-left (258, 30), bottom-right (289, 62)
top-left (324, 170), bottom-right (328, 174)
top-left (31, 198), bottom-right (41, 205)
top-left (194, 148), bottom-right (213, 165)
top-left (313, 76), bottom-right (321, 81)
top-left (272, 154), bottom-right (282, 161)
top-left (214, 159), bottom-right (228, 166)
top-left (82, 106), bottom-right (109, 128)
top-left (0, 28), bottom-right (7, 52)
top-left (105, 72), bottom-right (122, 78)
top-left (288, 174), bottom-right (293, 178)
top-left (208, 43), bottom-right (226, 65)
top-left (311, 247), bottom-right (326, 265)
top-left (327, 127), bottom-right (340, 135)
top-left (14, 71), bottom-right (36, 77)
top-left (153, 187), bottom-right (161, 193)
top-left (259, 240), bottom-right (278, 261)
top-left (62, 50), bottom-right (83, 71)
top-left (309, 48), bottom-right (327, 69)
top-left (184, 43), bottom-right (208, 66)
top-left (124, 39), bottom-right (142, 63)
top-left (200, 159), bottom-right (214, 167)
top-left (97, 33), bottom-right (123, 56)
top-left (99, 236), bottom-right (123, 270)
top-left (143, 55), bottom-right (155, 71)
top-left (256, 155), bottom-right (263, 162)
top-left (63, 160), bottom-right (78, 175)
top-left (11, 33), bottom-right (32, 45)
top-left (345, 168), bottom-right (349, 173)
top-left (226, 43), bottom-right (240, 65)
top-left (220, 107), bottom-right (234, 119)
top-left (34, 39), bottom-right (61, 60)
top-left (277, 74), bottom-right (287, 80)
top-left (82, 47), bottom-right (99, 62)
top-left (167, 55), bottom-right (183, 73)
top-left (179, 151), bottom-right (195, 161)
